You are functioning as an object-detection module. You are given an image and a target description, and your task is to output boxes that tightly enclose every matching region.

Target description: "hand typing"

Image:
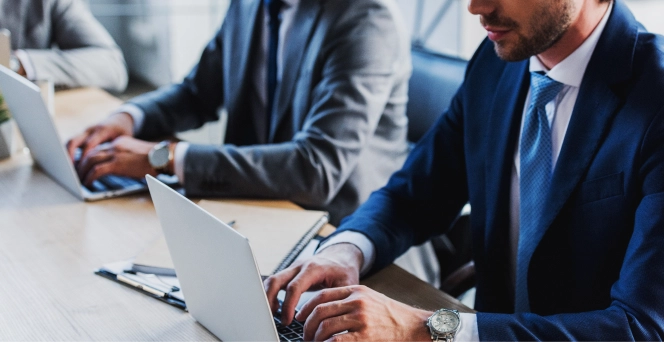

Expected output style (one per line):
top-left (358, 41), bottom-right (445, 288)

top-left (264, 243), bottom-right (363, 325)
top-left (75, 136), bottom-right (158, 186)
top-left (66, 112), bottom-right (134, 161)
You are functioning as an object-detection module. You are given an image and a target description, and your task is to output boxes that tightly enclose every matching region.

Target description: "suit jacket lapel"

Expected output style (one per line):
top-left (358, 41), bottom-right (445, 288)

top-left (227, 0), bottom-right (262, 116)
top-left (531, 0), bottom-right (637, 253)
top-left (269, 0), bottom-right (322, 141)
top-left (485, 61), bottom-right (530, 269)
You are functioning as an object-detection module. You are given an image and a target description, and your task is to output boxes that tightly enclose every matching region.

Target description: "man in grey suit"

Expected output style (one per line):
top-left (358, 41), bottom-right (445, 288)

top-left (67, 0), bottom-right (411, 226)
top-left (2, 0), bottom-right (127, 92)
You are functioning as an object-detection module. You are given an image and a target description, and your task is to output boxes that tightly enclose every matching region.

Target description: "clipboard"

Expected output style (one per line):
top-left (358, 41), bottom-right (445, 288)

top-left (132, 200), bottom-right (328, 275)
top-left (95, 259), bottom-right (186, 311)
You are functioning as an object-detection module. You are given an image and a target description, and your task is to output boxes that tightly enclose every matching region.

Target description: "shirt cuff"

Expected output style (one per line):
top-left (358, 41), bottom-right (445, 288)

top-left (456, 313), bottom-right (479, 342)
top-left (317, 231), bottom-right (376, 276)
top-left (13, 50), bottom-right (35, 80)
top-left (114, 104), bottom-right (145, 134)
top-left (174, 142), bottom-right (189, 183)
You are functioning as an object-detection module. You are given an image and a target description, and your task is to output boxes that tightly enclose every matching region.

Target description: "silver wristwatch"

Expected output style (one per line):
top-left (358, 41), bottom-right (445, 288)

top-left (148, 140), bottom-right (172, 174)
top-left (426, 308), bottom-right (460, 342)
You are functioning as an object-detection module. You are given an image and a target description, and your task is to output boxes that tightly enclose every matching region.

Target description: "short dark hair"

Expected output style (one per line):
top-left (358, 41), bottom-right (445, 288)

top-left (599, 0), bottom-right (612, 3)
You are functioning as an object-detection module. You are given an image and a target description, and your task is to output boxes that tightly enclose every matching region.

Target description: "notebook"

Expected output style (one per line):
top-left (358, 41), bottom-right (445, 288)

top-left (96, 197), bottom-right (328, 312)
top-left (132, 200), bottom-right (328, 276)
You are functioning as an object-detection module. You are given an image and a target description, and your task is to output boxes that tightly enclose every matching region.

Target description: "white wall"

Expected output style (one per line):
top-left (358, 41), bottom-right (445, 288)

top-left (625, 0), bottom-right (664, 35)
top-left (93, 0), bottom-right (664, 84)
top-left (90, 0), bottom-right (663, 145)
top-left (396, 0), bottom-right (664, 60)
top-left (395, 0), bottom-right (483, 60)
top-left (89, 0), bottom-right (229, 87)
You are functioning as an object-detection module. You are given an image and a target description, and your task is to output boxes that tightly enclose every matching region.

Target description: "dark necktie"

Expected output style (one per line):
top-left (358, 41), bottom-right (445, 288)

top-left (515, 72), bottom-right (563, 312)
top-left (265, 0), bottom-right (283, 135)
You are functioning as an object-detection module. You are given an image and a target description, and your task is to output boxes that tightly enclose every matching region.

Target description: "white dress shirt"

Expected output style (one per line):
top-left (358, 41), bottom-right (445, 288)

top-left (13, 50), bottom-right (36, 80)
top-left (118, 0), bottom-right (300, 182)
top-left (320, 2), bottom-right (613, 340)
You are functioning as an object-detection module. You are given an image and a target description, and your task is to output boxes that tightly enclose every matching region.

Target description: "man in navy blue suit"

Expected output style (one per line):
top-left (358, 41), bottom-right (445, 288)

top-left (265, 0), bottom-right (664, 340)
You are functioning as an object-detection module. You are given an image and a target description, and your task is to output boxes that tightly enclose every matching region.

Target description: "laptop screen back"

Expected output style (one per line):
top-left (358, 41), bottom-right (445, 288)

top-left (0, 65), bottom-right (82, 199)
top-left (146, 175), bottom-right (279, 342)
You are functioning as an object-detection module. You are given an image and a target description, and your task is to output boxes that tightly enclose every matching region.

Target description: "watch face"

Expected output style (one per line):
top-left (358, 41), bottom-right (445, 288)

top-left (149, 144), bottom-right (170, 168)
top-left (431, 311), bottom-right (460, 334)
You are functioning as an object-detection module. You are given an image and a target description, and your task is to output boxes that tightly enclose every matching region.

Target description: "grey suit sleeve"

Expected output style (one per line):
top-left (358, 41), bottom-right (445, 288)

top-left (22, 0), bottom-right (128, 92)
top-left (129, 27), bottom-right (225, 140)
top-left (183, 5), bottom-right (409, 208)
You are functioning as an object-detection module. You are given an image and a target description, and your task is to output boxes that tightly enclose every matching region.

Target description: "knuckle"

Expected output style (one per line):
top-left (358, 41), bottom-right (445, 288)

top-left (289, 259), bottom-right (304, 269)
top-left (310, 305), bottom-right (323, 319)
top-left (355, 310), bottom-right (369, 323)
top-left (286, 282), bottom-right (300, 295)
top-left (352, 285), bottom-right (368, 292)
top-left (348, 298), bottom-right (365, 310)
top-left (318, 288), bottom-right (331, 299)
top-left (301, 261), bottom-right (317, 273)
top-left (319, 318), bottom-right (332, 332)
top-left (94, 163), bottom-right (110, 175)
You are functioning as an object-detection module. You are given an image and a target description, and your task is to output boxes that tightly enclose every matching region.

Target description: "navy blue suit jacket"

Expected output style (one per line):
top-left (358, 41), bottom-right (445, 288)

top-left (334, 1), bottom-right (664, 339)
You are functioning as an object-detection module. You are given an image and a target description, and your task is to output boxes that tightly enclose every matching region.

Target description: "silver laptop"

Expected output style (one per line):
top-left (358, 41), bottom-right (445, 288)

top-left (146, 175), bottom-right (305, 342)
top-left (0, 64), bottom-right (153, 200)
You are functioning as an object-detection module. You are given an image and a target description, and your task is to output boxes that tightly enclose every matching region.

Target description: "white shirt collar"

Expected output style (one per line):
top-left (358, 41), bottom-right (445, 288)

top-left (529, 1), bottom-right (613, 87)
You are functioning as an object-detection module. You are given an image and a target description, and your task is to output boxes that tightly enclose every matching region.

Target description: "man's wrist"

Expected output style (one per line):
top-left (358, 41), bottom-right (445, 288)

top-left (166, 141), bottom-right (177, 175)
top-left (109, 112), bottom-right (135, 136)
top-left (317, 243), bottom-right (363, 275)
top-left (415, 309), bottom-right (436, 342)
top-left (317, 231), bottom-right (376, 275)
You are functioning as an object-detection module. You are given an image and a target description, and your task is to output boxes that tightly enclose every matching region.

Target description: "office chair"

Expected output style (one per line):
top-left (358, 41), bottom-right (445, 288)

top-left (406, 47), bottom-right (474, 297)
top-left (406, 46), bottom-right (467, 143)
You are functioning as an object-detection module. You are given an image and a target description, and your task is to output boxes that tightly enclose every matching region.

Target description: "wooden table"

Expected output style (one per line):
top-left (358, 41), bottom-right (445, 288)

top-left (0, 88), bottom-right (470, 340)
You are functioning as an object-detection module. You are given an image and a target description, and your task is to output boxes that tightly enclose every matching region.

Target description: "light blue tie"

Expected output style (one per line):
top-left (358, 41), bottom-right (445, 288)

top-left (515, 72), bottom-right (563, 312)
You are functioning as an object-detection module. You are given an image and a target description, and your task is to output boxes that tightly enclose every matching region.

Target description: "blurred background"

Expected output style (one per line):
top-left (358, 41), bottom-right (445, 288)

top-left (86, 0), bottom-right (664, 92)
top-left (85, 0), bottom-right (664, 142)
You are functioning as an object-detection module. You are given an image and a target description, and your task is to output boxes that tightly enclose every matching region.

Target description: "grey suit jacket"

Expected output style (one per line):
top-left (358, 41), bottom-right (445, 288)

top-left (130, 0), bottom-right (411, 225)
top-left (0, 0), bottom-right (127, 92)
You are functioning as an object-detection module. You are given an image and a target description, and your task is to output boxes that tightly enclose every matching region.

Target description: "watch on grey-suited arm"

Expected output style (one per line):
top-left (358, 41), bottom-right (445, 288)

top-left (66, 0), bottom-right (411, 227)
top-left (0, 0), bottom-right (128, 92)
top-left (265, 0), bottom-right (664, 340)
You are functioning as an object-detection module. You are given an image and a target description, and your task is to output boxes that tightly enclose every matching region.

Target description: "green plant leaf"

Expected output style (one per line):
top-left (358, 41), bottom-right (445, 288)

top-left (0, 91), bottom-right (10, 124)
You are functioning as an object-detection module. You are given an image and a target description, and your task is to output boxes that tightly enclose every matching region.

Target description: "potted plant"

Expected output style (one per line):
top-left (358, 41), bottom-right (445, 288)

top-left (0, 91), bottom-right (12, 159)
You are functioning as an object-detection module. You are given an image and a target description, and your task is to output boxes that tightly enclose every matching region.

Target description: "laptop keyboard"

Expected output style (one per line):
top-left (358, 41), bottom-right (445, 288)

top-left (88, 175), bottom-right (145, 192)
top-left (274, 301), bottom-right (304, 342)
top-left (274, 316), bottom-right (304, 342)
